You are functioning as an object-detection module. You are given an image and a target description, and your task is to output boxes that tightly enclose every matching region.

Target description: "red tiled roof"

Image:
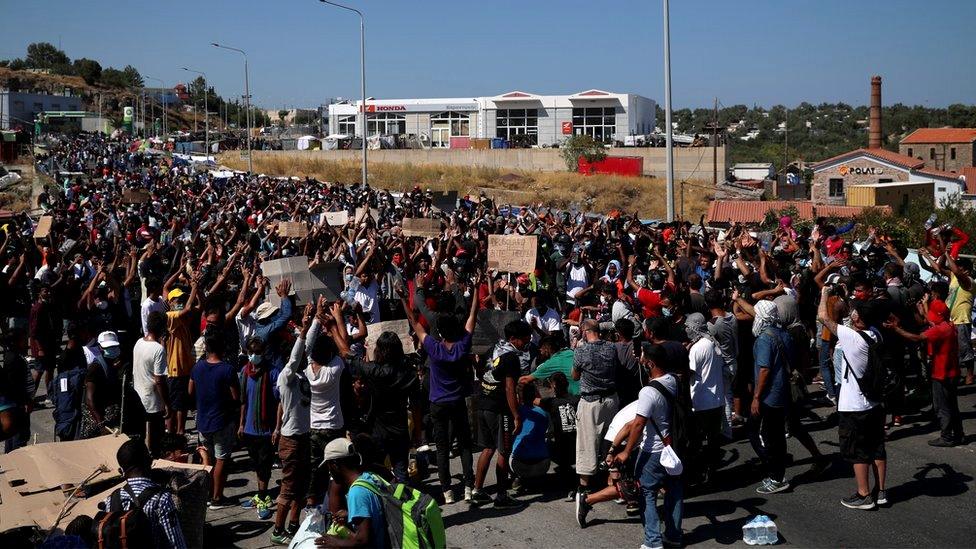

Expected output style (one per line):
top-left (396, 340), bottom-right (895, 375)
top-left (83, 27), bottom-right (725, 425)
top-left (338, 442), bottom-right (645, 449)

top-left (962, 167), bottom-right (976, 195)
top-left (706, 200), bottom-right (890, 225)
top-left (901, 128), bottom-right (976, 145)
top-left (812, 148), bottom-right (924, 171)
top-left (915, 166), bottom-right (963, 180)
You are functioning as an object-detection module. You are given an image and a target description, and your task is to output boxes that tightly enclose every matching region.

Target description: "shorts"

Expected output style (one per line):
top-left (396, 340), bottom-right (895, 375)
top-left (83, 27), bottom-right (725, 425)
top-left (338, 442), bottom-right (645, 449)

top-left (956, 324), bottom-right (973, 363)
top-left (839, 406), bottom-right (886, 464)
top-left (243, 433), bottom-right (275, 478)
top-left (475, 409), bottom-right (514, 456)
top-left (277, 434), bottom-right (311, 505)
top-left (201, 421), bottom-right (237, 461)
top-left (167, 376), bottom-right (192, 412)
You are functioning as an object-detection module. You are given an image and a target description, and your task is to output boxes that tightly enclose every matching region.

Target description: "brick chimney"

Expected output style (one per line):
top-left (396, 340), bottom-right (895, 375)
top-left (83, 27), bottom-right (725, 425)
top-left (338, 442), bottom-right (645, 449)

top-left (869, 75), bottom-right (882, 149)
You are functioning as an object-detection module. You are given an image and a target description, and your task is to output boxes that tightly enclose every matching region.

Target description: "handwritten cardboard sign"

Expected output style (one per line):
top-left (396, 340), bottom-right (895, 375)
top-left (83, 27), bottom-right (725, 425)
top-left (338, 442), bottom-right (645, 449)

top-left (33, 216), bottom-right (53, 239)
top-left (323, 210), bottom-right (349, 227)
top-left (279, 221), bottom-right (308, 239)
top-left (401, 217), bottom-right (442, 238)
top-left (354, 207), bottom-right (378, 224)
top-left (364, 319), bottom-right (416, 361)
top-left (487, 234), bottom-right (537, 273)
top-left (122, 188), bottom-right (151, 204)
top-left (432, 191), bottom-right (458, 214)
top-left (261, 256), bottom-right (337, 306)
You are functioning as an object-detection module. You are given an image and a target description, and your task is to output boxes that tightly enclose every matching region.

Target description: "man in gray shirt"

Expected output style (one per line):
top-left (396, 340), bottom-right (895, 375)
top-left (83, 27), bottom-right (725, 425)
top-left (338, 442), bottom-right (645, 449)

top-left (572, 319), bottom-right (620, 504)
top-left (706, 290), bottom-right (739, 429)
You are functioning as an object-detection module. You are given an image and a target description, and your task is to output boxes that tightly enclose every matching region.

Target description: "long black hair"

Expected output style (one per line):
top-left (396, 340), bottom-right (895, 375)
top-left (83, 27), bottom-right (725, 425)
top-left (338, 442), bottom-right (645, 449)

top-left (373, 331), bottom-right (404, 366)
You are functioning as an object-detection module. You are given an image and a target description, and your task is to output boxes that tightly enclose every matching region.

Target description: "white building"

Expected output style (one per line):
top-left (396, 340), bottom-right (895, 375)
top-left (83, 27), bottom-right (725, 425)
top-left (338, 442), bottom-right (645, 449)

top-left (326, 89), bottom-right (655, 147)
top-left (732, 162), bottom-right (775, 181)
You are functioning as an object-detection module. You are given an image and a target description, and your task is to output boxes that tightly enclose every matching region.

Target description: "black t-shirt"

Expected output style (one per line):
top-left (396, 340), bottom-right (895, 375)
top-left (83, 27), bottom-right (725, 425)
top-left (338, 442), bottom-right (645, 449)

top-left (542, 395), bottom-right (579, 438)
top-left (477, 351), bottom-right (521, 413)
top-left (347, 356), bottom-right (422, 440)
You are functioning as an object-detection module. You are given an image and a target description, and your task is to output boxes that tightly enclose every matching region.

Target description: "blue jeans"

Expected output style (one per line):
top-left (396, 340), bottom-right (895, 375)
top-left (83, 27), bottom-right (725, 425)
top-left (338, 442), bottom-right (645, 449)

top-left (818, 341), bottom-right (837, 399)
top-left (635, 451), bottom-right (683, 548)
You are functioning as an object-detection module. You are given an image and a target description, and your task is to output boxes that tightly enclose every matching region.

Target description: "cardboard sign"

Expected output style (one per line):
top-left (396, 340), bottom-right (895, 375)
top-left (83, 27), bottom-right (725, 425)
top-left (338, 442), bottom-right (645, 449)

top-left (364, 319), bottom-right (416, 361)
top-left (471, 309), bottom-right (521, 356)
top-left (261, 256), bottom-right (336, 306)
top-left (122, 188), bottom-right (151, 204)
top-left (432, 191), bottom-right (458, 214)
top-left (487, 234), bottom-right (537, 273)
top-left (323, 210), bottom-right (349, 227)
top-left (354, 207), bottom-right (378, 224)
top-left (401, 217), bottom-right (442, 238)
top-left (279, 221), bottom-right (308, 239)
top-left (33, 216), bottom-right (53, 239)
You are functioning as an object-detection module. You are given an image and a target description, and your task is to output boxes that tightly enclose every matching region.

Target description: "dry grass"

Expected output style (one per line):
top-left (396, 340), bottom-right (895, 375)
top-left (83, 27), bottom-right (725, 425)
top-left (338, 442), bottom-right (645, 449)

top-left (218, 154), bottom-right (714, 219)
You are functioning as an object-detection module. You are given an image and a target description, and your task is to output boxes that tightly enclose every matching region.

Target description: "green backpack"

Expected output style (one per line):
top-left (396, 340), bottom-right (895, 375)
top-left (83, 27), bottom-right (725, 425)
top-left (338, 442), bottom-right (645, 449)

top-left (351, 475), bottom-right (446, 549)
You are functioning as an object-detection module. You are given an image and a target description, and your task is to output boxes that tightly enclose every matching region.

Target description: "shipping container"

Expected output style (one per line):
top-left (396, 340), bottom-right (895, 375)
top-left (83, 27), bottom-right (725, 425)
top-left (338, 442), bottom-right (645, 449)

top-left (577, 155), bottom-right (644, 177)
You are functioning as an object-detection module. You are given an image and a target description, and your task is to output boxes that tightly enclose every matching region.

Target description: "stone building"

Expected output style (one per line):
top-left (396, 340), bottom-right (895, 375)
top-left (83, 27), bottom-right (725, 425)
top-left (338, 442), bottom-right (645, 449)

top-left (899, 128), bottom-right (976, 174)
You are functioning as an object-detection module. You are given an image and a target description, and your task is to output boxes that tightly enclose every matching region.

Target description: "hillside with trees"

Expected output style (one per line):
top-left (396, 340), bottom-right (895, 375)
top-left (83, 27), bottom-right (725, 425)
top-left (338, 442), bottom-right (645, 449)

top-left (658, 102), bottom-right (976, 165)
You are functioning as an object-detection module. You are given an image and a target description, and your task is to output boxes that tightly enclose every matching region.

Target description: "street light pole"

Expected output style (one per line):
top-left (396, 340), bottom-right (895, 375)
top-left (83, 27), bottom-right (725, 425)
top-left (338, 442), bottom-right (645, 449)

top-left (145, 76), bottom-right (168, 138)
top-left (319, 0), bottom-right (367, 186)
top-left (182, 67), bottom-right (210, 160)
top-left (663, 0), bottom-right (675, 222)
top-left (212, 43), bottom-right (252, 173)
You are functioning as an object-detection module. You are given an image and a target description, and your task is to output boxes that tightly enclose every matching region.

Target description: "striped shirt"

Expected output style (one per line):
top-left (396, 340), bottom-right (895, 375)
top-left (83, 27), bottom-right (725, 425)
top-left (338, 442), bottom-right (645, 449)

top-left (100, 477), bottom-right (187, 549)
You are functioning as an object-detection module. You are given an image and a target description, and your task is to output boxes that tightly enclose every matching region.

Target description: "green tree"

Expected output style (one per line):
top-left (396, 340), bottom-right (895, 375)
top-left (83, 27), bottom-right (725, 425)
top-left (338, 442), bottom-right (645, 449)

top-left (560, 134), bottom-right (607, 171)
top-left (278, 109), bottom-right (288, 126)
top-left (100, 68), bottom-right (127, 88)
top-left (25, 42), bottom-right (70, 70)
top-left (73, 58), bottom-right (102, 85)
top-left (121, 65), bottom-right (143, 88)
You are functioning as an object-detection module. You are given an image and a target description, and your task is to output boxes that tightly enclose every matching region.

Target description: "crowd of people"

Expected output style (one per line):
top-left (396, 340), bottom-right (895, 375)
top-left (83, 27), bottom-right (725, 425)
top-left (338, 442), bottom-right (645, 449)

top-left (0, 132), bottom-right (972, 549)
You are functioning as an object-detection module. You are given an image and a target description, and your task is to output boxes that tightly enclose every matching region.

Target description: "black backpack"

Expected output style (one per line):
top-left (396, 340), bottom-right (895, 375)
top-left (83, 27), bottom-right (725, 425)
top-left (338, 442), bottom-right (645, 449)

top-left (842, 330), bottom-right (898, 403)
top-left (649, 376), bottom-right (695, 462)
top-left (49, 367), bottom-right (86, 441)
top-left (93, 483), bottom-right (162, 549)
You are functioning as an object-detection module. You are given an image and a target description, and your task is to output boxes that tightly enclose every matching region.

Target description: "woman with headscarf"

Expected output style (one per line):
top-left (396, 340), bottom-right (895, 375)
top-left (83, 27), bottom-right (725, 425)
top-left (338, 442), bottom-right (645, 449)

top-left (748, 300), bottom-right (794, 495)
top-left (684, 313), bottom-right (726, 484)
top-left (601, 259), bottom-right (625, 298)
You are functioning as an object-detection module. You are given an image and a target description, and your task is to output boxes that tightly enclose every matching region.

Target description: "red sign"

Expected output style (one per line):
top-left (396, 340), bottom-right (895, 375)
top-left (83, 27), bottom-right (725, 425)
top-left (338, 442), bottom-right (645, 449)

top-left (561, 121), bottom-right (573, 135)
top-left (362, 104), bottom-right (406, 113)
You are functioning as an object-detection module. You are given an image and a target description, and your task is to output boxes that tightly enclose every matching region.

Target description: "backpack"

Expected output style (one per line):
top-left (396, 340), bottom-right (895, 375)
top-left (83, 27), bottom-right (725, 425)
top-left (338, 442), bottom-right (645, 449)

top-left (49, 367), bottom-right (86, 441)
top-left (93, 483), bottom-right (162, 549)
top-left (351, 475), bottom-right (446, 549)
top-left (649, 376), bottom-right (695, 462)
top-left (842, 330), bottom-right (899, 403)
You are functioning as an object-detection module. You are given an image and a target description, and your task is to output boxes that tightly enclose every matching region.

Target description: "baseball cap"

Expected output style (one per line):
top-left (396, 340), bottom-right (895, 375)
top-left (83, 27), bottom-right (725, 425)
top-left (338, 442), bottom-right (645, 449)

top-left (255, 302), bottom-right (279, 321)
top-left (320, 438), bottom-right (357, 465)
top-left (167, 288), bottom-right (185, 300)
top-left (97, 331), bottom-right (120, 348)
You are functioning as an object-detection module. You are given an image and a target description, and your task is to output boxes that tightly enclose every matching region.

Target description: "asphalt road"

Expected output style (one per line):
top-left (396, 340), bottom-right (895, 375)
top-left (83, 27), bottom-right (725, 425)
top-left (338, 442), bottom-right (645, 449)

top-left (15, 383), bottom-right (976, 548)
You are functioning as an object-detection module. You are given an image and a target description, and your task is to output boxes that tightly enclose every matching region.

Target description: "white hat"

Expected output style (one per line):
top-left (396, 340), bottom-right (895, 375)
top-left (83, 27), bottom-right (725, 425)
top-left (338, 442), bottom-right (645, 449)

top-left (97, 331), bottom-right (120, 348)
top-left (320, 438), bottom-right (357, 465)
top-left (255, 302), bottom-right (279, 321)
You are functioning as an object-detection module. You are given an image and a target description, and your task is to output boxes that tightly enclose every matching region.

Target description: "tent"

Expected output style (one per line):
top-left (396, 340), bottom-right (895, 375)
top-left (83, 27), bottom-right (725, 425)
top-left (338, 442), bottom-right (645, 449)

top-left (297, 135), bottom-right (322, 151)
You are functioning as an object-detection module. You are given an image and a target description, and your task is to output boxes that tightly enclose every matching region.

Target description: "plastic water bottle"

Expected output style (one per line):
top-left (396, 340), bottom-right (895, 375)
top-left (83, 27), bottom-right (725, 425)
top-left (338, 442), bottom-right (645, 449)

top-left (924, 213), bottom-right (938, 230)
top-left (757, 516), bottom-right (770, 544)
top-left (743, 516), bottom-right (759, 545)
top-left (764, 516), bottom-right (778, 545)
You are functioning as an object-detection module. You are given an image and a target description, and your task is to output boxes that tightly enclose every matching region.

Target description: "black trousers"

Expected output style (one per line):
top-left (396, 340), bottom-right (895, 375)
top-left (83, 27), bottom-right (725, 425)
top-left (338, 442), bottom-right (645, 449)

top-left (932, 378), bottom-right (964, 442)
top-left (429, 399), bottom-right (474, 490)
top-left (747, 404), bottom-right (787, 482)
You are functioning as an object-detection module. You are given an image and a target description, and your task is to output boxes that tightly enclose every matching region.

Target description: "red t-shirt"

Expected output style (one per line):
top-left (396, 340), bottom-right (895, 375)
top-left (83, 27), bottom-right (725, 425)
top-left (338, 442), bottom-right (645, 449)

top-left (923, 321), bottom-right (959, 380)
top-left (635, 288), bottom-right (662, 319)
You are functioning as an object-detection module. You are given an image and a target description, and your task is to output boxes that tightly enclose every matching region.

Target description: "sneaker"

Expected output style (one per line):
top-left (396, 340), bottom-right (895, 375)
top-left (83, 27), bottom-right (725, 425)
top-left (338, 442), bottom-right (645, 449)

top-left (892, 416), bottom-right (903, 427)
top-left (757, 478), bottom-right (789, 494)
top-left (493, 495), bottom-right (521, 509)
top-left (208, 497), bottom-right (236, 510)
top-left (875, 489), bottom-right (888, 506)
top-left (464, 486), bottom-right (473, 502)
top-left (841, 492), bottom-right (875, 510)
top-left (269, 531), bottom-right (292, 546)
top-left (241, 495), bottom-right (261, 509)
top-left (256, 496), bottom-right (274, 520)
top-left (625, 502), bottom-right (640, 516)
top-left (285, 522), bottom-right (300, 536)
top-left (443, 489), bottom-right (456, 504)
top-left (469, 489), bottom-right (492, 506)
top-left (928, 437), bottom-right (958, 447)
top-left (575, 491), bottom-right (591, 528)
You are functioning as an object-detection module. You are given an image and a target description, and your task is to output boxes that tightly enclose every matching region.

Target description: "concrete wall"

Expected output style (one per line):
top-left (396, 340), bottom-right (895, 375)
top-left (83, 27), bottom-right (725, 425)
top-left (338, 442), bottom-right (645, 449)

top-left (899, 142), bottom-right (975, 173)
top-left (811, 158), bottom-right (910, 205)
top-left (250, 146), bottom-right (727, 180)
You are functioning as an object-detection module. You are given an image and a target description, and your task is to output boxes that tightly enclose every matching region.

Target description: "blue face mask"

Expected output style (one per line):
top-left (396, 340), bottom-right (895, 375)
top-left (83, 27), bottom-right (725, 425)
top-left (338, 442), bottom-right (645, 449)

top-left (661, 307), bottom-right (673, 318)
top-left (248, 353), bottom-right (263, 365)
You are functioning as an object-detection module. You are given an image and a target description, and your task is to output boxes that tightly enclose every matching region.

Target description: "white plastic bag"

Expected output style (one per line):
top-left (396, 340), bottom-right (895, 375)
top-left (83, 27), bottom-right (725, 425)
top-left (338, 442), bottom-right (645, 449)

top-left (659, 445), bottom-right (683, 476)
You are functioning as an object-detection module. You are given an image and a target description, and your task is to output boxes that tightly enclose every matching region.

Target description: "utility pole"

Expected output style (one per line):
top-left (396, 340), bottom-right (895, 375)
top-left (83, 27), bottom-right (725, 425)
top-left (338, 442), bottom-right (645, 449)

top-left (784, 107), bottom-right (789, 175)
top-left (663, 0), bottom-right (675, 222)
top-left (713, 97), bottom-right (718, 187)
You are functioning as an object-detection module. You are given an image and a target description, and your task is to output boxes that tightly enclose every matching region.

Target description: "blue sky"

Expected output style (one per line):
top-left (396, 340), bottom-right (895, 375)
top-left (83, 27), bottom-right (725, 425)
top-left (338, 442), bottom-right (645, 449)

top-left (2, 0), bottom-right (974, 109)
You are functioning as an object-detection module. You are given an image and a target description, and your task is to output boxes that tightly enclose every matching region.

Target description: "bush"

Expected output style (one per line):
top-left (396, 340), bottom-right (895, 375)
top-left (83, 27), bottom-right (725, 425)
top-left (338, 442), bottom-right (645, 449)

top-left (560, 134), bottom-right (606, 172)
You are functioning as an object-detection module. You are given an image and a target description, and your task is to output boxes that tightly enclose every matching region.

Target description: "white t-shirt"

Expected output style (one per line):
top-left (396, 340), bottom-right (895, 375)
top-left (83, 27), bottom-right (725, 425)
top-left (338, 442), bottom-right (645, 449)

top-left (566, 265), bottom-right (589, 301)
top-left (353, 280), bottom-right (380, 324)
top-left (132, 338), bottom-right (167, 413)
top-left (836, 324), bottom-right (880, 412)
top-left (306, 355), bottom-right (345, 430)
top-left (140, 296), bottom-right (168, 335)
top-left (688, 338), bottom-right (725, 411)
top-left (604, 400), bottom-right (639, 443)
top-left (635, 373), bottom-right (678, 455)
top-left (525, 307), bottom-right (561, 344)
